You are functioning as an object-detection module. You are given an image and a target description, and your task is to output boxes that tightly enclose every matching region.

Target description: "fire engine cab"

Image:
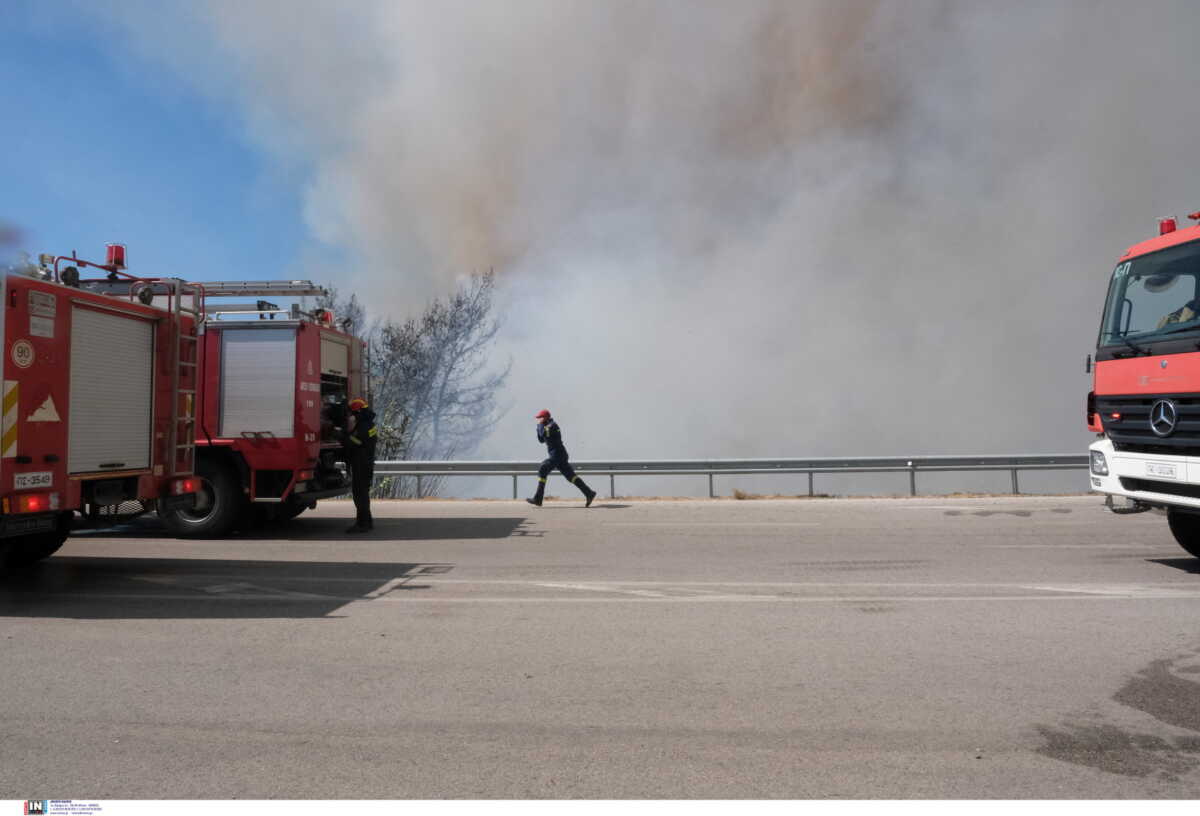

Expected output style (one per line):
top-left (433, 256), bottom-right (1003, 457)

top-left (0, 244), bottom-right (198, 567)
top-left (1090, 212), bottom-right (1200, 557)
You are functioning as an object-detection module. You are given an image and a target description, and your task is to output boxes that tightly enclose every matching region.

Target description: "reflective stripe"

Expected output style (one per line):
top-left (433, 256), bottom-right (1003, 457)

top-left (1, 380), bottom-right (17, 459)
top-left (349, 437), bottom-right (362, 445)
top-left (368, 427), bottom-right (377, 437)
top-left (538, 477), bottom-right (547, 484)
top-left (3, 383), bottom-right (17, 416)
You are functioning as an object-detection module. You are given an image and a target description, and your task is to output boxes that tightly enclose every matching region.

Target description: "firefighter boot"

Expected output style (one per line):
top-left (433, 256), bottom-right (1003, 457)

top-left (526, 478), bottom-right (546, 507)
top-left (574, 477), bottom-right (597, 508)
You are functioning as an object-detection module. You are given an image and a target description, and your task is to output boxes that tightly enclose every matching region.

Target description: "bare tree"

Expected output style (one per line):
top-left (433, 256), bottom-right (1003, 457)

top-left (321, 272), bottom-right (510, 498)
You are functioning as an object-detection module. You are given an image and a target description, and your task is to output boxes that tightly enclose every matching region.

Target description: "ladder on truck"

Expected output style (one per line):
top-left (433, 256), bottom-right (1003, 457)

top-left (129, 278), bottom-right (204, 478)
top-left (199, 281), bottom-right (329, 321)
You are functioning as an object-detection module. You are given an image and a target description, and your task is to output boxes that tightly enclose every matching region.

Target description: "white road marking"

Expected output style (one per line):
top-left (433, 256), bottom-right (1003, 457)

top-left (119, 575), bottom-right (1200, 589)
top-left (11, 591), bottom-right (1200, 605)
top-left (363, 577), bottom-right (411, 598)
top-left (1020, 584), bottom-right (1200, 598)
top-left (978, 544), bottom-right (1160, 549)
top-left (200, 581), bottom-right (331, 600)
top-left (600, 522), bottom-right (821, 527)
top-left (130, 575), bottom-right (330, 600)
top-left (533, 581), bottom-right (667, 598)
top-left (22, 580), bottom-right (1200, 608)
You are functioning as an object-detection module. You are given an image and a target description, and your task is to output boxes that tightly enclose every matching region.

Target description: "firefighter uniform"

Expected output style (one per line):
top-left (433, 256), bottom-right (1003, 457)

top-left (528, 412), bottom-right (596, 507)
top-left (344, 399), bottom-right (378, 533)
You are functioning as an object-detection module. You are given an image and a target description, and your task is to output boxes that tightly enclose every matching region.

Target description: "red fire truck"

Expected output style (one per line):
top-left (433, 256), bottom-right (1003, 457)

top-left (1089, 212), bottom-right (1200, 557)
top-left (151, 281), bottom-right (365, 537)
top-left (0, 245), bottom-right (198, 567)
top-left (75, 276), bottom-right (366, 538)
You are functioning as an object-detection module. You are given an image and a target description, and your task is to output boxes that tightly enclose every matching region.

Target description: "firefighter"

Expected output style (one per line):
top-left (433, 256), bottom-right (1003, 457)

top-left (528, 409), bottom-right (597, 507)
top-left (344, 397), bottom-right (378, 533)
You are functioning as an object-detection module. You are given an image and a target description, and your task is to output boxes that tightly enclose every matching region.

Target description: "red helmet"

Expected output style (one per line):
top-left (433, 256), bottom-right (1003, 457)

top-left (349, 397), bottom-right (368, 411)
top-left (535, 409), bottom-right (551, 419)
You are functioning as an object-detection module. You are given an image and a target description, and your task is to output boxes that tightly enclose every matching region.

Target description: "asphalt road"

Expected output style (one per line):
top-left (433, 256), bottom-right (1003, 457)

top-left (4, 495), bottom-right (1200, 799)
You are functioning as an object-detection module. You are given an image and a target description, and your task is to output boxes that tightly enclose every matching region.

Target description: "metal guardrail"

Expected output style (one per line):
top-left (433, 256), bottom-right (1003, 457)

top-left (373, 455), bottom-right (1090, 499)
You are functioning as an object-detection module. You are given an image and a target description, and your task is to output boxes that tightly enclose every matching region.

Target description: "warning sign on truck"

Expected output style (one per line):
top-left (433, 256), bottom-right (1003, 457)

top-left (30, 316), bottom-right (53, 338)
top-left (29, 291), bottom-right (57, 338)
top-left (29, 290), bottom-right (56, 317)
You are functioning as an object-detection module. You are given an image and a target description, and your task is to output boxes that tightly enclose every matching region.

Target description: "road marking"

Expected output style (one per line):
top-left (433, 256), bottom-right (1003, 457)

top-left (16, 581), bottom-right (1200, 608)
top-left (363, 577), bottom-right (411, 598)
top-left (534, 581), bottom-right (667, 598)
top-left (1020, 584), bottom-right (1200, 598)
top-left (601, 522), bottom-right (821, 527)
top-left (9, 592), bottom-right (1200, 605)
top-left (130, 575), bottom-right (331, 600)
top-left (978, 544), bottom-right (1161, 549)
top-left (118, 576), bottom-right (1200, 589)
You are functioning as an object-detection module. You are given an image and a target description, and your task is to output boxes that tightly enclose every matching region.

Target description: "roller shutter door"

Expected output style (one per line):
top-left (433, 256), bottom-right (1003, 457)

top-left (320, 335), bottom-right (349, 377)
top-left (220, 328), bottom-right (296, 438)
top-left (69, 307), bottom-right (154, 473)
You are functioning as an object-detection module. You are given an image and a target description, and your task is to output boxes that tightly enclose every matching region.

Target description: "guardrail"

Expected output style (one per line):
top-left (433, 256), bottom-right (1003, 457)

top-left (373, 455), bottom-right (1090, 499)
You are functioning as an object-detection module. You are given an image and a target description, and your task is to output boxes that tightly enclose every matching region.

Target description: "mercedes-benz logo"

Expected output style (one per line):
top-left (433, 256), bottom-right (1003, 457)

top-left (1150, 399), bottom-right (1179, 437)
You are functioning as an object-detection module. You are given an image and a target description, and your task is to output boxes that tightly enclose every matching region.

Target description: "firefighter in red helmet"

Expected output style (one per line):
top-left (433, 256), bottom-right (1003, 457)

top-left (528, 409), bottom-right (596, 507)
top-left (344, 397), bottom-right (377, 533)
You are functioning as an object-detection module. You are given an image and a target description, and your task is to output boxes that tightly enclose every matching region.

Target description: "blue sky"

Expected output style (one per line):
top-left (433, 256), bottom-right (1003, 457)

top-left (0, 2), bottom-right (327, 287)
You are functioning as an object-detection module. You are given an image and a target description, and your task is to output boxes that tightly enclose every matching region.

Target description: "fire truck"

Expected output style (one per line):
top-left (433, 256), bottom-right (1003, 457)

top-left (72, 269), bottom-right (365, 538)
top-left (151, 281), bottom-right (365, 537)
top-left (0, 244), bottom-right (198, 567)
top-left (1089, 212), bottom-right (1200, 557)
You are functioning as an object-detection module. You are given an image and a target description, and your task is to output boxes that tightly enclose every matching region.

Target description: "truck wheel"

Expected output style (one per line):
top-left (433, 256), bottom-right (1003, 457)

top-left (1167, 511), bottom-right (1200, 558)
top-left (161, 459), bottom-right (244, 538)
top-left (2, 513), bottom-right (72, 567)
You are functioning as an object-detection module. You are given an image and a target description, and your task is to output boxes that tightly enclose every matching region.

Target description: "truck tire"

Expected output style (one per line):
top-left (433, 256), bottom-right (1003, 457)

top-left (1167, 511), bottom-right (1200, 558)
top-left (2, 513), bottom-right (72, 567)
top-left (161, 458), bottom-right (244, 538)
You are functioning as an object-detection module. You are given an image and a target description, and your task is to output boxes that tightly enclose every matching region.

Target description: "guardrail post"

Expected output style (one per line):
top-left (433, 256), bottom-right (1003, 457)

top-left (609, 474), bottom-right (615, 499)
top-left (708, 473), bottom-right (715, 499)
top-left (908, 461), bottom-right (916, 497)
top-left (512, 474), bottom-right (518, 500)
top-left (416, 474), bottom-right (423, 497)
top-left (1011, 468), bottom-right (1020, 495)
top-left (808, 472), bottom-right (814, 497)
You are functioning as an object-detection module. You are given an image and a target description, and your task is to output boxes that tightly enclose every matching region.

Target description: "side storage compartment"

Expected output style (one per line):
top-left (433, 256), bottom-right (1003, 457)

top-left (69, 307), bottom-right (153, 474)
top-left (219, 327), bottom-right (297, 439)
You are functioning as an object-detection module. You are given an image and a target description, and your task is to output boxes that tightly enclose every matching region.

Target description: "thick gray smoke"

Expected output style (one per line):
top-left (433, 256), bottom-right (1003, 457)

top-left (94, 1), bottom-right (1200, 467)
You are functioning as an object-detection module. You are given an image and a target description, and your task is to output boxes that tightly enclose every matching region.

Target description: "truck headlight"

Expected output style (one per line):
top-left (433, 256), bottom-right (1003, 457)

top-left (1090, 450), bottom-right (1109, 476)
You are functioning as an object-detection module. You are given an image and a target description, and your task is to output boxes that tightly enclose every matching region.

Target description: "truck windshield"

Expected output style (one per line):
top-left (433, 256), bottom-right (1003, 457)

top-left (1099, 239), bottom-right (1200, 348)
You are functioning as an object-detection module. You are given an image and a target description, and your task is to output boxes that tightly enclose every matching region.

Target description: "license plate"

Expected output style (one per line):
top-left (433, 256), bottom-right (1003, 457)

top-left (14, 471), bottom-right (52, 490)
top-left (14, 468), bottom-right (52, 487)
top-left (1146, 462), bottom-right (1179, 480)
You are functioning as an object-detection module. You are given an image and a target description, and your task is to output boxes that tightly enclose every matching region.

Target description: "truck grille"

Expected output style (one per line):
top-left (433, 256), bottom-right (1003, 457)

top-left (1120, 477), bottom-right (1200, 500)
top-left (1097, 394), bottom-right (1200, 455)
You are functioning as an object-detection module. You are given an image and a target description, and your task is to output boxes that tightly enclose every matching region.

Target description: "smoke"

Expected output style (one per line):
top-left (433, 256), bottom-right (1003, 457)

top-left (92, 1), bottom-right (1200, 463)
top-left (0, 220), bottom-right (26, 270)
